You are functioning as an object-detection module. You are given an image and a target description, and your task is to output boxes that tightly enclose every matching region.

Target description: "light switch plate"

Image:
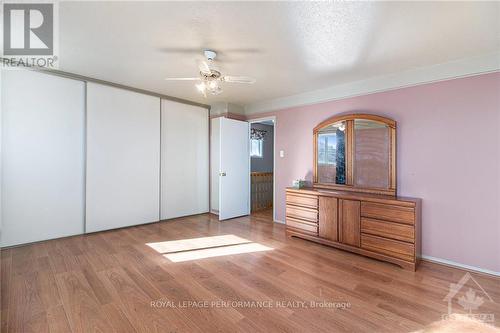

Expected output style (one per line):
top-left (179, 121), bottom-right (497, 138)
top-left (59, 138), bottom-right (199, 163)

top-left (279, 150), bottom-right (284, 158)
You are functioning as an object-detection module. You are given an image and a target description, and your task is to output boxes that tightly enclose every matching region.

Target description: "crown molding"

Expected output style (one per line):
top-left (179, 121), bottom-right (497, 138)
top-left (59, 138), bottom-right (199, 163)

top-left (244, 51), bottom-right (500, 115)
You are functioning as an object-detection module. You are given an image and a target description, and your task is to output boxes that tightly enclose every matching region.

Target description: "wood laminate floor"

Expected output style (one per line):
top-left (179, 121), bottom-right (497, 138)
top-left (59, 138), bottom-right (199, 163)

top-left (1, 213), bottom-right (499, 332)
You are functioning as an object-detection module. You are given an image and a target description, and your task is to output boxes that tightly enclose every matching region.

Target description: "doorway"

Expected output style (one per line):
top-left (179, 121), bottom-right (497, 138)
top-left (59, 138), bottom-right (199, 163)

top-left (249, 117), bottom-right (276, 222)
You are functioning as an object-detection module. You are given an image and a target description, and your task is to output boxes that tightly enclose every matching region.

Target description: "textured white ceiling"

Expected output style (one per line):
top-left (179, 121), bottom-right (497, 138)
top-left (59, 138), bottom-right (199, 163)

top-left (58, 1), bottom-right (500, 107)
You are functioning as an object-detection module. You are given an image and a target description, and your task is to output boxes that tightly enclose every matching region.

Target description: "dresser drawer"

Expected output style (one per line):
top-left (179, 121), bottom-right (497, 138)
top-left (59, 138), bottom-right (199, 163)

top-left (286, 193), bottom-right (318, 208)
top-left (361, 202), bottom-right (414, 225)
top-left (286, 217), bottom-right (318, 235)
top-left (361, 217), bottom-right (414, 243)
top-left (361, 234), bottom-right (414, 262)
top-left (286, 205), bottom-right (318, 223)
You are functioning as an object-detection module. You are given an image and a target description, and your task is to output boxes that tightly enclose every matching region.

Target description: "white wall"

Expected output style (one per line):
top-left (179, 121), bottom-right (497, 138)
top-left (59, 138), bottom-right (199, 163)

top-left (210, 117), bottom-right (221, 213)
top-left (85, 83), bottom-right (160, 232)
top-left (209, 102), bottom-right (245, 118)
top-left (1, 70), bottom-right (85, 246)
top-left (161, 99), bottom-right (209, 219)
top-left (210, 102), bottom-right (228, 117)
top-left (247, 72), bottom-right (500, 273)
top-left (0, 70), bottom-right (3, 242)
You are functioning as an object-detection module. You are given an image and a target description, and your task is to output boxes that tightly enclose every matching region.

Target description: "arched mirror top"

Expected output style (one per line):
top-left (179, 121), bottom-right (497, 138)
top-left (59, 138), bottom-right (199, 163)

top-left (313, 114), bottom-right (397, 196)
top-left (314, 114), bottom-right (396, 133)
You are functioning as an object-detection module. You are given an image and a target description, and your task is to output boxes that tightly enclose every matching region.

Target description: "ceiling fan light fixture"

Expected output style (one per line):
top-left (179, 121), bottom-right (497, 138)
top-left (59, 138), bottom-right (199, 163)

top-left (208, 80), bottom-right (218, 89)
top-left (165, 49), bottom-right (255, 98)
top-left (205, 79), bottom-right (222, 96)
top-left (212, 84), bottom-right (223, 95)
top-left (196, 79), bottom-right (222, 97)
top-left (196, 82), bottom-right (207, 97)
top-left (196, 82), bottom-right (206, 92)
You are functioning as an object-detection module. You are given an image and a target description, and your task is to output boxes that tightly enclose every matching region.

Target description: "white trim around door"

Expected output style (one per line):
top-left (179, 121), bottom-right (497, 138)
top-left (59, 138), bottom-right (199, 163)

top-left (248, 116), bottom-right (277, 223)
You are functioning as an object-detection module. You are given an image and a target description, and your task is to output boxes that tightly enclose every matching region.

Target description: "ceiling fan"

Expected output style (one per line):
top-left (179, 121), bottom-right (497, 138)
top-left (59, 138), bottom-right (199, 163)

top-left (164, 50), bottom-right (256, 97)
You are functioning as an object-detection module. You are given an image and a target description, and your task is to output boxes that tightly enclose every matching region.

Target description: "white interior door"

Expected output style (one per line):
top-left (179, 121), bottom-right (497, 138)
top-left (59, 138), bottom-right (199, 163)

top-left (1, 70), bottom-right (85, 246)
top-left (160, 99), bottom-right (209, 220)
top-left (86, 83), bottom-right (160, 233)
top-left (219, 118), bottom-right (250, 220)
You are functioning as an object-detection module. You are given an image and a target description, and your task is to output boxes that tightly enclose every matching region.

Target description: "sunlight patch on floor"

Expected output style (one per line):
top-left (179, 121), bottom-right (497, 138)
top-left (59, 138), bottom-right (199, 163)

top-left (146, 234), bottom-right (252, 253)
top-left (146, 234), bottom-right (273, 262)
top-left (164, 242), bottom-right (273, 262)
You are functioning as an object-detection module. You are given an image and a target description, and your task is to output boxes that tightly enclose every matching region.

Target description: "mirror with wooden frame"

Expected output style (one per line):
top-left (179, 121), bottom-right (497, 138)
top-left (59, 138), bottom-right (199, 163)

top-left (313, 114), bottom-right (396, 196)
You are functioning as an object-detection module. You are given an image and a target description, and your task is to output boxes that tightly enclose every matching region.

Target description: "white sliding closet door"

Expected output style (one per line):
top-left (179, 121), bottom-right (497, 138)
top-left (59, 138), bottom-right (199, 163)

top-left (161, 100), bottom-right (209, 219)
top-left (86, 83), bottom-right (160, 232)
top-left (1, 70), bottom-right (85, 247)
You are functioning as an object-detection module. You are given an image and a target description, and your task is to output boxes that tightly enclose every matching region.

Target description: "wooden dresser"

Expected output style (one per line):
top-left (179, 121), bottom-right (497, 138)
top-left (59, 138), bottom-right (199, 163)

top-left (286, 187), bottom-right (421, 270)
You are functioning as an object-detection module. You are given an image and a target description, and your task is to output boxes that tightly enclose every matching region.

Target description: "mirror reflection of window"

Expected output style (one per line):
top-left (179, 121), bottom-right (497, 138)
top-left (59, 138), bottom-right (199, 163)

top-left (354, 119), bottom-right (390, 189)
top-left (317, 121), bottom-right (346, 184)
top-left (318, 133), bottom-right (336, 165)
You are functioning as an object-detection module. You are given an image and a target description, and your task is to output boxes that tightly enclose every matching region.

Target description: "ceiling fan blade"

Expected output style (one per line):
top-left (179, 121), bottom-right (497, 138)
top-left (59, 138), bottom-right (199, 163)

top-left (164, 77), bottom-right (200, 81)
top-left (197, 60), bottom-right (212, 74)
top-left (158, 48), bottom-right (262, 54)
top-left (222, 76), bottom-right (256, 84)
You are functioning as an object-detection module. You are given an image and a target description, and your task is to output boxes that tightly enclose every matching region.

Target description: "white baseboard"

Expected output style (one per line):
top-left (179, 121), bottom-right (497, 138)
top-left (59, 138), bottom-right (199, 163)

top-left (421, 255), bottom-right (500, 277)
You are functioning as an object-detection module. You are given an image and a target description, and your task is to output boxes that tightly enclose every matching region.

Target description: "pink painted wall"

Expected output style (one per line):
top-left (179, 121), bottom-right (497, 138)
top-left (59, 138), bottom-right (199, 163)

top-left (248, 72), bottom-right (500, 273)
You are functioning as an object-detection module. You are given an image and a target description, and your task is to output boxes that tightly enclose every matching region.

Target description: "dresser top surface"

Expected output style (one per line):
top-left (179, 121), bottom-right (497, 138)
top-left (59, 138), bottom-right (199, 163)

top-left (286, 187), bottom-right (420, 206)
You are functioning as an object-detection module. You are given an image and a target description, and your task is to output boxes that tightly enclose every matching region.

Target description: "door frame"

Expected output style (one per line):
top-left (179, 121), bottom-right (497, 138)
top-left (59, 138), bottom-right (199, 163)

top-left (248, 116), bottom-right (277, 223)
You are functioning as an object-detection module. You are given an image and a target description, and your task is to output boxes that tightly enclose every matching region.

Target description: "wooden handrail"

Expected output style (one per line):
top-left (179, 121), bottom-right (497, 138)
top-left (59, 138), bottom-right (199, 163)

top-left (251, 172), bottom-right (273, 212)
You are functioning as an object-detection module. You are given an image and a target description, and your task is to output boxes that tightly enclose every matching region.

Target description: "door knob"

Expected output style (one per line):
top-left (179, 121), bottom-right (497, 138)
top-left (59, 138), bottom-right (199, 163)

top-left (219, 172), bottom-right (226, 176)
